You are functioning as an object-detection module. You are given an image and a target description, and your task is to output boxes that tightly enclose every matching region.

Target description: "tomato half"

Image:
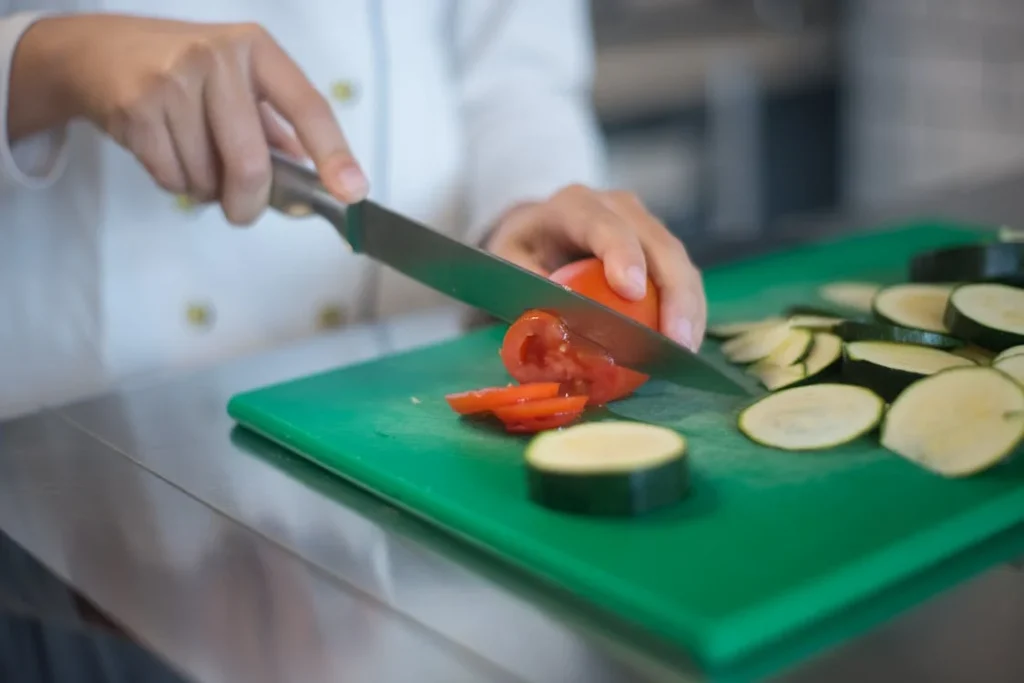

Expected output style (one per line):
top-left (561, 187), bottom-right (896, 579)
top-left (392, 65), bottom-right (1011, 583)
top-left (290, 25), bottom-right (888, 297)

top-left (445, 382), bottom-right (561, 415)
top-left (550, 257), bottom-right (659, 330)
top-left (500, 310), bottom-right (649, 406)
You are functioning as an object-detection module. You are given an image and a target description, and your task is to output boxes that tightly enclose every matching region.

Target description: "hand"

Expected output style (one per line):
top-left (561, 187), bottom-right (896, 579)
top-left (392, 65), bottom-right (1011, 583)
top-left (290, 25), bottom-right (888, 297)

top-left (484, 185), bottom-right (706, 351)
top-left (10, 14), bottom-right (369, 224)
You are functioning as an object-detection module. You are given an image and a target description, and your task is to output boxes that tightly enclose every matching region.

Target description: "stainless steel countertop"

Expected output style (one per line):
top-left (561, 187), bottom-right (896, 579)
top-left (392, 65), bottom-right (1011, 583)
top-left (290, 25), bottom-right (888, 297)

top-left (4, 171), bottom-right (1024, 682)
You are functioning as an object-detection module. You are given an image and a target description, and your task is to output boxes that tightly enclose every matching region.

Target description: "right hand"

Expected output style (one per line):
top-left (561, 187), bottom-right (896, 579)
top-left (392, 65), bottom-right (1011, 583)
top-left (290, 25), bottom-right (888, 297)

top-left (19, 14), bottom-right (368, 224)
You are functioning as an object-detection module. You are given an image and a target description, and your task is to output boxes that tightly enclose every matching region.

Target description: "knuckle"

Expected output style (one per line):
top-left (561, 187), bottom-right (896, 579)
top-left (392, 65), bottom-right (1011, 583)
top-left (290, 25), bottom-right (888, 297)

top-left (147, 160), bottom-right (186, 194)
top-left (653, 230), bottom-right (689, 258)
top-left (222, 200), bottom-right (262, 227)
top-left (227, 152), bottom-right (270, 194)
top-left (555, 183), bottom-right (590, 202)
top-left (233, 21), bottom-right (269, 41)
top-left (177, 40), bottom-right (218, 73)
top-left (296, 91), bottom-right (334, 123)
top-left (149, 68), bottom-right (193, 109)
top-left (606, 189), bottom-right (641, 206)
top-left (190, 176), bottom-right (219, 202)
top-left (109, 99), bottom-right (156, 152)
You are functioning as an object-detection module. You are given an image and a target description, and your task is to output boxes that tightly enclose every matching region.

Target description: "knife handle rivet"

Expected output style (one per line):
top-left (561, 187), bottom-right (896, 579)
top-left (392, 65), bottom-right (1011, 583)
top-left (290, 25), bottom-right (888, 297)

top-left (285, 202), bottom-right (314, 217)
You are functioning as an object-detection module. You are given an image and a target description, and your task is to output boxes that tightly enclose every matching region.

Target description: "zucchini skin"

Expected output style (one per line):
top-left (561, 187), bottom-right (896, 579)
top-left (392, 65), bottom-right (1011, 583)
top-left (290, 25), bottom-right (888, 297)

top-left (785, 304), bottom-right (846, 318)
top-left (841, 354), bottom-right (925, 403)
top-left (910, 243), bottom-right (1024, 287)
top-left (944, 295), bottom-right (1024, 352)
top-left (835, 320), bottom-right (964, 349)
top-left (526, 457), bottom-right (689, 517)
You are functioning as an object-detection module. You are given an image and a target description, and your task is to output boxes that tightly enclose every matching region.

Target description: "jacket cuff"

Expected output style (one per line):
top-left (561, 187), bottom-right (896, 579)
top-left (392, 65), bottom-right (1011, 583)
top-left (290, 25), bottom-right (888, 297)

top-left (0, 12), bottom-right (68, 190)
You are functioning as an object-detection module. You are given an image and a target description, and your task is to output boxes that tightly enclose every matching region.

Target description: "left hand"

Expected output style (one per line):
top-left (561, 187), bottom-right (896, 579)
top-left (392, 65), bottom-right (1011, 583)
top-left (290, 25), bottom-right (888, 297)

top-left (484, 185), bottom-right (706, 351)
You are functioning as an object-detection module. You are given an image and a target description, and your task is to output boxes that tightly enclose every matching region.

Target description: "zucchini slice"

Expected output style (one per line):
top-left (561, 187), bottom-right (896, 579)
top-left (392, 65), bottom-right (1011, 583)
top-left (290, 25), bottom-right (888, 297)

top-left (749, 328), bottom-right (814, 371)
top-left (738, 384), bottom-right (885, 451)
top-left (751, 363), bottom-right (808, 392)
top-left (995, 354), bottom-right (1024, 386)
top-left (909, 243), bottom-right (1024, 287)
top-left (819, 282), bottom-right (882, 313)
top-left (525, 422), bottom-right (688, 516)
top-left (995, 345), bottom-right (1024, 363)
top-left (842, 341), bottom-right (974, 402)
top-left (721, 322), bottom-right (792, 364)
top-left (944, 283), bottom-right (1024, 352)
top-left (881, 366), bottom-right (1024, 477)
top-left (801, 332), bottom-right (844, 379)
top-left (707, 317), bottom-right (785, 340)
top-left (834, 320), bottom-right (964, 350)
top-left (951, 344), bottom-right (995, 365)
top-left (787, 315), bottom-right (845, 331)
top-left (872, 283), bottom-right (953, 333)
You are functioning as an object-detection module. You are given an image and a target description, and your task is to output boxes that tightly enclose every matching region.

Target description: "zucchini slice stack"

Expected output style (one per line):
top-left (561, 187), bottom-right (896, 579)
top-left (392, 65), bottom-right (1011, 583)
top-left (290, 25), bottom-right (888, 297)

top-left (710, 234), bottom-right (1024, 473)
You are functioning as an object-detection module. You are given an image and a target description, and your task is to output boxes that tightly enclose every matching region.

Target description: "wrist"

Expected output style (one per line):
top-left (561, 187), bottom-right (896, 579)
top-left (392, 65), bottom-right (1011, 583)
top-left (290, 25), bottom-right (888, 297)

top-left (7, 16), bottom-right (84, 142)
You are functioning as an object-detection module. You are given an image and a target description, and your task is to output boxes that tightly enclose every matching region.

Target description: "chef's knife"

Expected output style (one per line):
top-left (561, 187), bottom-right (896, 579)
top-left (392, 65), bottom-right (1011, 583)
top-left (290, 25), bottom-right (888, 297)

top-left (268, 151), bottom-right (748, 395)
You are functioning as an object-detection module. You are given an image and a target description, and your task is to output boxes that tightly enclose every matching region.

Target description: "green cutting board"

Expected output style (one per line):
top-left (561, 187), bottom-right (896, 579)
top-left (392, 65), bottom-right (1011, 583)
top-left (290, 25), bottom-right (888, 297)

top-left (228, 220), bottom-right (1024, 673)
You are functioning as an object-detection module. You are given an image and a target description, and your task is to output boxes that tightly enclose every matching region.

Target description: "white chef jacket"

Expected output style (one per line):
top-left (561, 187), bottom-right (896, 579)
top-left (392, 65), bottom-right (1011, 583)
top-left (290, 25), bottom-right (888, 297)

top-left (0, 0), bottom-right (606, 419)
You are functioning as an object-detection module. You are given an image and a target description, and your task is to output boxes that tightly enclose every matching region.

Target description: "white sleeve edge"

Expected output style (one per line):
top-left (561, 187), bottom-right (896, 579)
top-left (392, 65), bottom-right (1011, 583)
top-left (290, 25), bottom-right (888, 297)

top-left (0, 11), bottom-right (69, 190)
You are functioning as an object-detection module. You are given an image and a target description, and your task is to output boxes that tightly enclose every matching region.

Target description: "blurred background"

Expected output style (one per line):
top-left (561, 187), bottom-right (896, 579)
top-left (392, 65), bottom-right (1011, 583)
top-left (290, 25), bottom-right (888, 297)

top-left (591, 0), bottom-right (1024, 255)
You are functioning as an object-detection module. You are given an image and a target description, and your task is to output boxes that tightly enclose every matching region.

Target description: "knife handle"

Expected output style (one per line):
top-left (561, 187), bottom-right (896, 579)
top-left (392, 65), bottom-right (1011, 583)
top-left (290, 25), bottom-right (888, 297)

top-left (268, 149), bottom-right (349, 236)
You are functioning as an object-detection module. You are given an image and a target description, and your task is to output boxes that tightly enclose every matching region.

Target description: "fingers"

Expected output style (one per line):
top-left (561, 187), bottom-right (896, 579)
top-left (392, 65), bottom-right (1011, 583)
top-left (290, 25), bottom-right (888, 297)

top-left (165, 76), bottom-right (219, 202)
top-left (602, 191), bottom-right (706, 350)
top-left (116, 107), bottom-right (189, 196)
top-left (249, 32), bottom-right (368, 202)
top-left (205, 56), bottom-right (271, 226)
top-left (549, 185), bottom-right (648, 300)
top-left (259, 102), bottom-right (307, 159)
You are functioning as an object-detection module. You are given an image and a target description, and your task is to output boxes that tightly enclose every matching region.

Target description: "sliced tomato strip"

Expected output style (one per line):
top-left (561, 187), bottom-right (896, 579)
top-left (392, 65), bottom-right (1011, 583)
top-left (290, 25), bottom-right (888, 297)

top-left (502, 412), bottom-right (582, 434)
top-left (445, 382), bottom-right (561, 415)
top-left (492, 395), bottom-right (588, 421)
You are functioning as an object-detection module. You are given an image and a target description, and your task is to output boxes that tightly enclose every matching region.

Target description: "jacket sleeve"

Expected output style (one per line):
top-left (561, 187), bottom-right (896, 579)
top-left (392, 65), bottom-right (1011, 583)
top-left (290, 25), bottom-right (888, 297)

top-left (0, 11), bottom-right (68, 190)
top-left (452, 0), bottom-right (607, 243)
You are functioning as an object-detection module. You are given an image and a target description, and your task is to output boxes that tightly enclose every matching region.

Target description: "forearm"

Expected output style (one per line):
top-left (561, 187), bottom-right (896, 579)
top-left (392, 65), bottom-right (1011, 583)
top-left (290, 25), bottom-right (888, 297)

top-left (6, 15), bottom-right (79, 143)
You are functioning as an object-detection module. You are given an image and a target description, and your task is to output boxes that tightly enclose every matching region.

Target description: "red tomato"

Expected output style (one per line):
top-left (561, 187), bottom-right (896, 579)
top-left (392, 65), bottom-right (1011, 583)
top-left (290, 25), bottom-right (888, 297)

top-left (500, 310), bottom-right (649, 406)
top-left (492, 395), bottom-right (588, 422)
top-left (549, 257), bottom-right (659, 330)
top-left (501, 253), bottom-right (662, 406)
top-left (501, 412), bottom-right (582, 434)
top-left (445, 383), bottom-right (561, 415)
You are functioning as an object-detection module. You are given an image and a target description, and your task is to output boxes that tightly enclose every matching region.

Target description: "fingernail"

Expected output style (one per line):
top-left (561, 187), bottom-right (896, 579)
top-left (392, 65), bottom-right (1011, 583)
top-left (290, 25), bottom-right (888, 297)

top-left (624, 266), bottom-right (647, 299)
top-left (337, 165), bottom-right (369, 201)
top-left (669, 318), bottom-right (695, 351)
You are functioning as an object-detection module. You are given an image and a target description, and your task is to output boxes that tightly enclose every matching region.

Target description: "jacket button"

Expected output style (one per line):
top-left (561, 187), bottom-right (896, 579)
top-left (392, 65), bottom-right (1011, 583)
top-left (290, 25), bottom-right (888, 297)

top-left (316, 304), bottom-right (347, 330)
top-left (186, 303), bottom-right (215, 330)
top-left (330, 80), bottom-right (359, 104)
top-left (175, 195), bottom-right (196, 212)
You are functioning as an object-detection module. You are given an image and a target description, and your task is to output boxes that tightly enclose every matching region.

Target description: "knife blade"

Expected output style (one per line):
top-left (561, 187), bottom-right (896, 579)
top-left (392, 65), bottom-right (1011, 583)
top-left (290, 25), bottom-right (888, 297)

top-left (268, 151), bottom-right (749, 395)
